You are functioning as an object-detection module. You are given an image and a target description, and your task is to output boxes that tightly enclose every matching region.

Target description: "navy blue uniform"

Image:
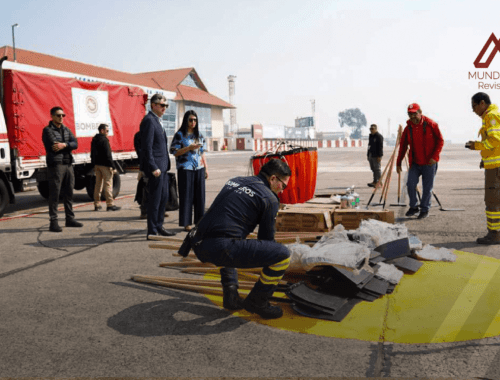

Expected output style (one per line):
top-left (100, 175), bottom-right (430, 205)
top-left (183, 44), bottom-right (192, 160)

top-left (139, 111), bottom-right (171, 235)
top-left (193, 173), bottom-right (290, 296)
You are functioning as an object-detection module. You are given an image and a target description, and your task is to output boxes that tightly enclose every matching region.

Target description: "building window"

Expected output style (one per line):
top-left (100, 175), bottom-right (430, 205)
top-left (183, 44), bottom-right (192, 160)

top-left (146, 99), bottom-right (177, 137)
top-left (185, 102), bottom-right (212, 138)
top-left (181, 74), bottom-right (200, 89)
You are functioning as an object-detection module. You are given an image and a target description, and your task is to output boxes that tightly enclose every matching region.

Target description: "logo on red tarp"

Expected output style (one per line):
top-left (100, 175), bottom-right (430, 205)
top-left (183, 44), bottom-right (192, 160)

top-left (474, 33), bottom-right (500, 68)
top-left (85, 96), bottom-right (99, 115)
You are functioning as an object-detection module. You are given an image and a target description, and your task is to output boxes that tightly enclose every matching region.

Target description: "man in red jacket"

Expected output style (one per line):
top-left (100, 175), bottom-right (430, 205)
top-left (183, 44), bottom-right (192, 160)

top-left (396, 103), bottom-right (444, 219)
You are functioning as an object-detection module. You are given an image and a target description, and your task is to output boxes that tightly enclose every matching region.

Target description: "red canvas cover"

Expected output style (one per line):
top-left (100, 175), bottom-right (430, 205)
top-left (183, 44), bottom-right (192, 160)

top-left (251, 147), bottom-right (318, 204)
top-left (3, 69), bottom-right (147, 159)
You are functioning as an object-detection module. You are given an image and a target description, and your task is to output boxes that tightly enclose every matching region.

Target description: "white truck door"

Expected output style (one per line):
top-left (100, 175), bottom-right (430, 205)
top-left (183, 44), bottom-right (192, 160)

top-left (0, 106), bottom-right (11, 171)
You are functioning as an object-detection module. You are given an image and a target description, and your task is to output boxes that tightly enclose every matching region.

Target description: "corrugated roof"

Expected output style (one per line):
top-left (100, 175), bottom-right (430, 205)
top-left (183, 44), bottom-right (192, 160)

top-left (0, 46), bottom-right (234, 109)
top-left (133, 68), bottom-right (208, 91)
top-left (176, 85), bottom-right (234, 108)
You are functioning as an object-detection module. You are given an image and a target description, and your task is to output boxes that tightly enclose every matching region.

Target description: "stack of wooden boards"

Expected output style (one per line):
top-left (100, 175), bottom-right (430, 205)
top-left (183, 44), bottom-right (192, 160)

top-left (276, 193), bottom-right (394, 232)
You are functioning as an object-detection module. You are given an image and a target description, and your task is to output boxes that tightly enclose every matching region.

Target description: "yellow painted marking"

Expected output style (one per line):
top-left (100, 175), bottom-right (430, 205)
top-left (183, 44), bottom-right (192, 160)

top-left (203, 251), bottom-right (500, 344)
top-left (429, 258), bottom-right (500, 343)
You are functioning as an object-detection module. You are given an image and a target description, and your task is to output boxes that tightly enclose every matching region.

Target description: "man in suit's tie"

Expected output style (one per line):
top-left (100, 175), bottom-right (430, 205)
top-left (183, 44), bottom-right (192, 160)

top-left (140, 94), bottom-right (176, 239)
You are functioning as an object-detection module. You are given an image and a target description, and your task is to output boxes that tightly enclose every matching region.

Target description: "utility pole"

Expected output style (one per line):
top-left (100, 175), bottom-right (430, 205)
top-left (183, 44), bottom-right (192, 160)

top-left (310, 99), bottom-right (316, 139)
top-left (228, 75), bottom-right (236, 135)
top-left (310, 99), bottom-right (315, 126)
top-left (12, 23), bottom-right (19, 62)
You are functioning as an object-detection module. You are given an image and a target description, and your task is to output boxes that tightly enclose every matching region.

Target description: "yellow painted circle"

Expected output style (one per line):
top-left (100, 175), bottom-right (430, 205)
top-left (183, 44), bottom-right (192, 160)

top-left (204, 251), bottom-right (500, 343)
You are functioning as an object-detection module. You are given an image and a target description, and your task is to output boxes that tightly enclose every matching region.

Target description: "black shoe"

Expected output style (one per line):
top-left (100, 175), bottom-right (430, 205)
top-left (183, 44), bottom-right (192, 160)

top-left (65, 219), bottom-right (83, 227)
top-left (107, 205), bottom-right (121, 211)
top-left (405, 207), bottom-right (419, 217)
top-left (223, 285), bottom-right (244, 310)
top-left (243, 294), bottom-right (283, 319)
top-left (94, 205), bottom-right (102, 211)
top-left (49, 221), bottom-right (62, 232)
top-left (417, 211), bottom-right (429, 219)
top-left (158, 227), bottom-right (176, 236)
top-left (367, 182), bottom-right (375, 188)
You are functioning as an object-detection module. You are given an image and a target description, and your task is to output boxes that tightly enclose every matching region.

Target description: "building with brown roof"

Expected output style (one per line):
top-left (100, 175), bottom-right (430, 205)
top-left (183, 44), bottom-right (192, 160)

top-left (0, 46), bottom-right (234, 151)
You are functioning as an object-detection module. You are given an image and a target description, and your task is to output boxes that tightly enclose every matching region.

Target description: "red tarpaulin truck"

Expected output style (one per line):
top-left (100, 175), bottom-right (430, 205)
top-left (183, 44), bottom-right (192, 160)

top-left (0, 58), bottom-right (175, 217)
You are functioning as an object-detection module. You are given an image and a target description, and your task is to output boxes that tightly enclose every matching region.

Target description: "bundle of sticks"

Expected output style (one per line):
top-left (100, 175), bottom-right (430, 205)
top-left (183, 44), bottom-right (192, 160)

top-left (366, 125), bottom-right (407, 209)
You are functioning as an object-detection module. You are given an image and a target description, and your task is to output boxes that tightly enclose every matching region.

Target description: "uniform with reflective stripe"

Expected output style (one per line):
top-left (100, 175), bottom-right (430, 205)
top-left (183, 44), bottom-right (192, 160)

top-left (193, 173), bottom-right (290, 295)
top-left (475, 104), bottom-right (500, 169)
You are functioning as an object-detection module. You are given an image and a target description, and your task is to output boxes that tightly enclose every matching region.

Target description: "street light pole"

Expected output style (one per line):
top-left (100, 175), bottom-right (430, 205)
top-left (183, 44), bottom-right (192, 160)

top-left (12, 23), bottom-right (19, 62)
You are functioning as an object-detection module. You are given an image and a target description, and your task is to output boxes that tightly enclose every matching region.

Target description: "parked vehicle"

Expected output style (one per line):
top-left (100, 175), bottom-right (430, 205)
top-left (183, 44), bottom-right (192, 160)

top-left (0, 58), bottom-right (175, 217)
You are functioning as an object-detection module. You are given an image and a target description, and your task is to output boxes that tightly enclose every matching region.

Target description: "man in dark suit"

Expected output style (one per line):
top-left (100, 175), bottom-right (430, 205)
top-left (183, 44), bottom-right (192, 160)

top-left (140, 94), bottom-right (176, 239)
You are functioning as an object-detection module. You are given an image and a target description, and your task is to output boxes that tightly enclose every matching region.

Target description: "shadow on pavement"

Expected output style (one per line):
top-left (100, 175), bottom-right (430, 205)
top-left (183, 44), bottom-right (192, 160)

top-left (108, 282), bottom-right (247, 336)
top-left (31, 228), bottom-right (147, 247)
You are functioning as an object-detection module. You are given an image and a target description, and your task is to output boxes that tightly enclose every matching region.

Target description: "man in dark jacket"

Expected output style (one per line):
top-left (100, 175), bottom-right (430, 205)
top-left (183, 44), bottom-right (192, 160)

top-left (91, 124), bottom-right (120, 211)
top-left (41, 106), bottom-right (83, 232)
top-left (140, 94), bottom-right (175, 239)
top-left (396, 103), bottom-right (444, 219)
top-left (367, 124), bottom-right (384, 187)
top-left (186, 159), bottom-right (291, 319)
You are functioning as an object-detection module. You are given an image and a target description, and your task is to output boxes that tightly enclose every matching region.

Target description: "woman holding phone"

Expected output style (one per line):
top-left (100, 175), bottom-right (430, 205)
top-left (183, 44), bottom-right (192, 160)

top-left (170, 110), bottom-right (208, 231)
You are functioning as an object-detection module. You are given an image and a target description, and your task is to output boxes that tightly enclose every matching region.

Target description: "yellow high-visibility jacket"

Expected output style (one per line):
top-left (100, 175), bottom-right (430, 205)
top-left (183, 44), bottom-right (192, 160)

top-left (475, 104), bottom-right (500, 169)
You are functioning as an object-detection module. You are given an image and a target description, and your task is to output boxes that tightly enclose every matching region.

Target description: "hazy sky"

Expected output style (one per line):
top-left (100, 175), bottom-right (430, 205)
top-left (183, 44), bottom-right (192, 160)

top-left (2, 0), bottom-right (499, 142)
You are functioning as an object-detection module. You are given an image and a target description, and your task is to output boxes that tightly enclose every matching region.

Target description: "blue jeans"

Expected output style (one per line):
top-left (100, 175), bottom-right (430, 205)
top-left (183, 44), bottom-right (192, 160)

top-left (407, 163), bottom-right (437, 213)
top-left (194, 237), bottom-right (290, 296)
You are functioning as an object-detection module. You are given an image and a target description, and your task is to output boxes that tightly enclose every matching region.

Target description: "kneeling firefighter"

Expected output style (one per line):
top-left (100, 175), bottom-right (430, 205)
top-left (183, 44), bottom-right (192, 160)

top-left (179, 158), bottom-right (291, 319)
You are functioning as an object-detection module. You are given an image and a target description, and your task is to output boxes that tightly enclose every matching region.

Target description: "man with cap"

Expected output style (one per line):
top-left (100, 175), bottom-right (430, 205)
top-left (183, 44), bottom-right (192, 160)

top-left (396, 103), bottom-right (444, 219)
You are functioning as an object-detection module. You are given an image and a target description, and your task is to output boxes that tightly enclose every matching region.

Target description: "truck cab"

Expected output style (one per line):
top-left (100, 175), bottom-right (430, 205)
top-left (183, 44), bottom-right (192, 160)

top-left (0, 102), bottom-right (14, 216)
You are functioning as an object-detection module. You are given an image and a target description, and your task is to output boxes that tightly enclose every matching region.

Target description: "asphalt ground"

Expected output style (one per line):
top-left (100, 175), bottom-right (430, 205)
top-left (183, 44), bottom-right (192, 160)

top-left (1, 144), bottom-right (500, 378)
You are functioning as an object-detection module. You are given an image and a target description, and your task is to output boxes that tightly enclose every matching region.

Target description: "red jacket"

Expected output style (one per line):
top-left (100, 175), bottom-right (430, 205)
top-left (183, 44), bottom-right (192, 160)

top-left (396, 115), bottom-right (444, 167)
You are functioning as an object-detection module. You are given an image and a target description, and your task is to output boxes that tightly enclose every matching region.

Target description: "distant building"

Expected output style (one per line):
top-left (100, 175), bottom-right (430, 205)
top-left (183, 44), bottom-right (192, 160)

top-left (319, 131), bottom-right (350, 140)
top-left (234, 128), bottom-right (252, 138)
top-left (295, 116), bottom-right (314, 128)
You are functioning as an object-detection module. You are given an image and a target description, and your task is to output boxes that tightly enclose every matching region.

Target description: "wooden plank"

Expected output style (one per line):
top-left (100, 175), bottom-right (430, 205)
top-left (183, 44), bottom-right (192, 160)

top-left (276, 209), bottom-right (333, 232)
top-left (132, 275), bottom-right (258, 288)
top-left (159, 261), bottom-right (216, 268)
top-left (333, 209), bottom-right (395, 230)
top-left (146, 235), bottom-right (185, 243)
top-left (149, 243), bottom-right (182, 250)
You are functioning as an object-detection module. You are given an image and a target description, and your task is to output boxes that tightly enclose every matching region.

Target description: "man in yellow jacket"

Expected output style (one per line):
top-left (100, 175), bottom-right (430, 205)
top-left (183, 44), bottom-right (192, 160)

top-left (467, 92), bottom-right (500, 245)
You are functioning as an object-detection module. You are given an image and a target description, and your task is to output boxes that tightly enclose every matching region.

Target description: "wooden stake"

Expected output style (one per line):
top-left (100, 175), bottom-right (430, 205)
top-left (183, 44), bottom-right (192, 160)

top-left (132, 275), bottom-right (258, 289)
top-left (146, 235), bottom-right (185, 243)
top-left (159, 261), bottom-right (216, 268)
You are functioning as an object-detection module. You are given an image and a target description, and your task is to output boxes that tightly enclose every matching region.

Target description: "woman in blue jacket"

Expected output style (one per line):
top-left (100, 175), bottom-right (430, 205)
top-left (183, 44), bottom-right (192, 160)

top-left (170, 110), bottom-right (208, 231)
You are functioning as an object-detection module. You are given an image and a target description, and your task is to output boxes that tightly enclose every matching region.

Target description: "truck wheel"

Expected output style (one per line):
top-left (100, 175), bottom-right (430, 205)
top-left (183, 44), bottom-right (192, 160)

top-left (37, 181), bottom-right (50, 199)
top-left (86, 173), bottom-right (121, 200)
top-left (111, 172), bottom-right (121, 198)
top-left (0, 180), bottom-right (9, 217)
